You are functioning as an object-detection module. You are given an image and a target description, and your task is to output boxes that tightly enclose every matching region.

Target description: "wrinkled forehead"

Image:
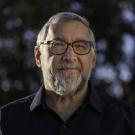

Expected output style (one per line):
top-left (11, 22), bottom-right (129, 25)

top-left (52, 16), bottom-right (89, 26)
top-left (47, 20), bottom-right (91, 40)
top-left (51, 19), bottom-right (87, 28)
top-left (49, 20), bottom-right (95, 43)
top-left (37, 16), bottom-right (96, 48)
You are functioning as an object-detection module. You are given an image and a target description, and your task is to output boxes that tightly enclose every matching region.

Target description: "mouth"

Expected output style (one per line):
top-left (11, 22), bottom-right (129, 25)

top-left (59, 68), bottom-right (77, 69)
top-left (58, 68), bottom-right (80, 72)
top-left (57, 64), bottom-right (81, 72)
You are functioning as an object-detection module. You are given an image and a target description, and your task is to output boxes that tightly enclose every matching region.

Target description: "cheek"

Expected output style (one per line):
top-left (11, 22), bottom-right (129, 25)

top-left (50, 55), bottom-right (61, 74)
top-left (40, 51), bottom-right (54, 74)
top-left (83, 62), bottom-right (91, 74)
top-left (80, 56), bottom-right (93, 75)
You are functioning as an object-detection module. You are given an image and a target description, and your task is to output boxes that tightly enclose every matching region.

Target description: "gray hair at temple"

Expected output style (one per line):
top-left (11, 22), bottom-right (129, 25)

top-left (36, 12), bottom-right (96, 48)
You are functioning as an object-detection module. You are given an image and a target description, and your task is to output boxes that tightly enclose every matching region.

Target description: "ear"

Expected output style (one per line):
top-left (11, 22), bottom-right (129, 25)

top-left (34, 46), bottom-right (41, 68)
top-left (92, 50), bottom-right (96, 69)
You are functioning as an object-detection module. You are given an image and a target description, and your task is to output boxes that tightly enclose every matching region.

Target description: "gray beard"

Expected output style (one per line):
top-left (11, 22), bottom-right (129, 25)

top-left (53, 71), bottom-right (83, 96)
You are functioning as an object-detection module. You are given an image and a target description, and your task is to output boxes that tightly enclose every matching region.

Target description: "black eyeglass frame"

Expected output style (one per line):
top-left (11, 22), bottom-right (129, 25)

top-left (38, 39), bottom-right (95, 55)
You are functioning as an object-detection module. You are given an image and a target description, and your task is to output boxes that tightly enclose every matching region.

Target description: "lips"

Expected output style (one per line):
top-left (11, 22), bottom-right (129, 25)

top-left (57, 65), bottom-right (80, 69)
top-left (57, 63), bottom-right (81, 72)
top-left (58, 67), bottom-right (81, 72)
top-left (58, 67), bottom-right (78, 69)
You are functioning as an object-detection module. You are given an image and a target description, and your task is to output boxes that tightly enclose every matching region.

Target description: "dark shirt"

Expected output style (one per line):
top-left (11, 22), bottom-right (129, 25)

top-left (0, 84), bottom-right (135, 135)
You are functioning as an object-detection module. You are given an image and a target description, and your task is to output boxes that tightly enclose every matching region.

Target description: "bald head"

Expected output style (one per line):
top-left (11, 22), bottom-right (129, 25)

top-left (36, 12), bottom-right (96, 48)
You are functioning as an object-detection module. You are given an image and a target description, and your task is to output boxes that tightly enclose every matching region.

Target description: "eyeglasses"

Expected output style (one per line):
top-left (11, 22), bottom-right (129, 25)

top-left (39, 39), bottom-right (94, 55)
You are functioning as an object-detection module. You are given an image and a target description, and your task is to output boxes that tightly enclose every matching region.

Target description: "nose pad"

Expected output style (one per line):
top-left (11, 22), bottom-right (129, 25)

top-left (62, 46), bottom-right (77, 62)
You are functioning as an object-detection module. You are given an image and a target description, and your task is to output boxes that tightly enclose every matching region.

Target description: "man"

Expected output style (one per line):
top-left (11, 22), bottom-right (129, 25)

top-left (0, 12), bottom-right (135, 135)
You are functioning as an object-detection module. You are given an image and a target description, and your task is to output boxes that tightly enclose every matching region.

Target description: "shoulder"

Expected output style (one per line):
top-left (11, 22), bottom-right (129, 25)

top-left (0, 94), bottom-right (36, 134)
top-left (92, 89), bottom-right (135, 134)
top-left (97, 89), bottom-right (135, 119)
top-left (0, 93), bottom-right (35, 114)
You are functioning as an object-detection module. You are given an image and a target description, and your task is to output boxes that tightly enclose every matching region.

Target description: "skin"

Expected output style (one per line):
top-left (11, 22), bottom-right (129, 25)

top-left (34, 20), bottom-right (96, 121)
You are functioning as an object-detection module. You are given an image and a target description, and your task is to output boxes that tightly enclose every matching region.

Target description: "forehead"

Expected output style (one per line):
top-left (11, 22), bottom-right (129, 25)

top-left (46, 20), bottom-right (91, 41)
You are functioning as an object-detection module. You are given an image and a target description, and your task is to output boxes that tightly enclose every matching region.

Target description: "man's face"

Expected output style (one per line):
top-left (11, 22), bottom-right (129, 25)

top-left (35, 21), bottom-right (96, 96)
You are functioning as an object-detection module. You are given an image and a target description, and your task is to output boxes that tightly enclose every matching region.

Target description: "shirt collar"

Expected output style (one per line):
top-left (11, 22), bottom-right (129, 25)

top-left (30, 83), bottom-right (103, 113)
top-left (87, 83), bottom-right (103, 113)
top-left (30, 85), bottom-right (46, 111)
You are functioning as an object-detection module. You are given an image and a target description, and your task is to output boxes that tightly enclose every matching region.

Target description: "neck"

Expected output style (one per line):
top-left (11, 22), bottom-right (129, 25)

top-left (45, 83), bottom-right (88, 121)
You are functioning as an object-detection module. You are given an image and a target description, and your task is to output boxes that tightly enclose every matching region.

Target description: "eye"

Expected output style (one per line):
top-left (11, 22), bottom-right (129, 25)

top-left (74, 42), bottom-right (88, 50)
top-left (52, 41), bottom-right (65, 47)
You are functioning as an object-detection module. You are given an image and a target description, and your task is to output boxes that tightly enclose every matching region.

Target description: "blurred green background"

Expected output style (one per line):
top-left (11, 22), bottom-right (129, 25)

top-left (0, 0), bottom-right (135, 106)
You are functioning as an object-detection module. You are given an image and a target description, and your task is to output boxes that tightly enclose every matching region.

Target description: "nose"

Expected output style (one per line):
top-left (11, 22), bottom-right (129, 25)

top-left (62, 45), bottom-right (77, 62)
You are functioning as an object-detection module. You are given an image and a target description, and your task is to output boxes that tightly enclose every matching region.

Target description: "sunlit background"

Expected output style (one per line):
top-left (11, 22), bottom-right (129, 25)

top-left (0, 0), bottom-right (135, 106)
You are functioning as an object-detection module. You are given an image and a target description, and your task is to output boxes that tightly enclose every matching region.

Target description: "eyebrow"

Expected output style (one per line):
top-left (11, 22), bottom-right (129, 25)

top-left (53, 37), bottom-right (65, 42)
top-left (52, 37), bottom-right (91, 42)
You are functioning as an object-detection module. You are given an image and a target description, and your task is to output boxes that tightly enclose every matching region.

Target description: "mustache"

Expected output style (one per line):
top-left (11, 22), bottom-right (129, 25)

top-left (57, 63), bottom-right (81, 70)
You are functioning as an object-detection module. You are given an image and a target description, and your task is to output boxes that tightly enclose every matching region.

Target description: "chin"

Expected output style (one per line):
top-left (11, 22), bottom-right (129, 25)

top-left (53, 73), bottom-right (84, 97)
top-left (55, 87), bottom-right (78, 97)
